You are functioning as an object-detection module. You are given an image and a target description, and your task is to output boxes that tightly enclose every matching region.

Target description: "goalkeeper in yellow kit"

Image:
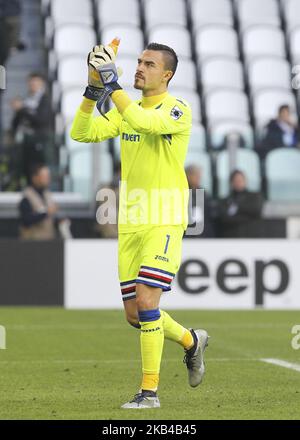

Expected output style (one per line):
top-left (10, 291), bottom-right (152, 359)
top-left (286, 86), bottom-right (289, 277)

top-left (70, 39), bottom-right (209, 409)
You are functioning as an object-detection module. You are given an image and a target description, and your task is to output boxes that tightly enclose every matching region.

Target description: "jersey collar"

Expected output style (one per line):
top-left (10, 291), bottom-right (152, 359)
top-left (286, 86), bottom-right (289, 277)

top-left (141, 91), bottom-right (168, 108)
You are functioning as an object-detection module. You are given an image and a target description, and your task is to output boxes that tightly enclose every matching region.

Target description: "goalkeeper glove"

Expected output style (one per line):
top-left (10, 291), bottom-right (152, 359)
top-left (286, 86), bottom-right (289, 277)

top-left (84, 44), bottom-right (122, 118)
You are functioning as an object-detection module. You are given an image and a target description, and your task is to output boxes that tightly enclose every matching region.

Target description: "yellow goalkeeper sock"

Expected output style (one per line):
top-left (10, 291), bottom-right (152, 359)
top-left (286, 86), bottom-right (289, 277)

top-left (160, 309), bottom-right (194, 350)
top-left (139, 309), bottom-right (164, 392)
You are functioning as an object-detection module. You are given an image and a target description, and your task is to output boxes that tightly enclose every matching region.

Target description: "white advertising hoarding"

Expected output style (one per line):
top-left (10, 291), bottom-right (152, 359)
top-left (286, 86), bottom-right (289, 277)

top-left (65, 240), bottom-right (300, 309)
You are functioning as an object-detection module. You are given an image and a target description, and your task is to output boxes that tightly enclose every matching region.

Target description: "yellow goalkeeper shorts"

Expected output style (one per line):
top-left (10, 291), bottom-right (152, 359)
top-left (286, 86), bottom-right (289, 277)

top-left (118, 225), bottom-right (185, 301)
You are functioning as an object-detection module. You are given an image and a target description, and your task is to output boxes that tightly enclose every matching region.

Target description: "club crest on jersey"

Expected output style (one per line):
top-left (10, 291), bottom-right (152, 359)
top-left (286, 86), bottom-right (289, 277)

top-left (170, 105), bottom-right (183, 120)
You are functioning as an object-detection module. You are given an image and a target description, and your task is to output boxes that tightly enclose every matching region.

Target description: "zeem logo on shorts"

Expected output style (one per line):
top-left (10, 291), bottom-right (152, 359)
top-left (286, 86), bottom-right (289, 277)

top-left (178, 258), bottom-right (290, 306)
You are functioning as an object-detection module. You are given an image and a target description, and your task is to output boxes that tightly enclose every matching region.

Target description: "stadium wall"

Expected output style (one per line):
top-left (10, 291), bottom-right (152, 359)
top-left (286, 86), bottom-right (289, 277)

top-left (0, 240), bottom-right (299, 309)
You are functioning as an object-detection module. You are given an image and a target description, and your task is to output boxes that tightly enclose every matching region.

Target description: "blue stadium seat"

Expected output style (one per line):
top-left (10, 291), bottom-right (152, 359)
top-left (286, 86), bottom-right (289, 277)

top-left (265, 148), bottom-right (300, 201)
top-left (216, 148), bottom-right (261, 197)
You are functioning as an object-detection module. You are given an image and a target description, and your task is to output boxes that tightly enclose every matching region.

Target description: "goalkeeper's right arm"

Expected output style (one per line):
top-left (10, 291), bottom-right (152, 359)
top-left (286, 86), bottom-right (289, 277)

top-left (70, 100), bottom-right (121, 143)
top-left (70, 40), bottom-right (121, 143)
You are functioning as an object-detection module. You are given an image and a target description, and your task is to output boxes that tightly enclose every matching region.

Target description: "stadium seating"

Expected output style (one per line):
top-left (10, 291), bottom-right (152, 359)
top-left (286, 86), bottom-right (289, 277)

top-left (56, 56), bottom-right (87, 90)
top-left (189, 0), bottom-right (233, 30)
top-left (39, 0), bottom-right (300, 204)
top-left (210, 121), bottom-right (254, 149)
top-left (69, 148), bottom-right (93, 199)
top-left (206, 89), bottom-right (249, 125)
top-left (195, 25), bottom-right (239, 60)
top-left (289, 26), bottom-right (300, 63)
top-left (97, 0), bottom-right (140, 28)
top-left (242, 25), bottom-right (286, 63)
top-left (188, 124), bottom-right (207, 152)
top-left (216, 148), bottom-right (261, 197)
top-left (253, 89), bottom-right (297, 128)
top-left (44, 0), bottom-right (93, 44)
top-left (170, 59), bottom-right (197, 91)
top-left (144, 0), bottom-right (187, 30)
top-left (61, 88), bottom-right (87, 123)
top-left (116, 56), bottom-right (138, 88)
top-left (101, 25), bottom-right (144, 56)
top-left (236, 0), bottom-right (280, 32)
top-left (266, 148), bottom-right (300, 201)
top-left (200, 57), bottom-right (244, 94)
top-left (282, 0), bottom-right (300, 33)
top-left (248, 57), bottom-right (291, 94)
top-left (148, 25), bottom-right (192, 58)
top-left (185, 151), bottom-right (213, 194)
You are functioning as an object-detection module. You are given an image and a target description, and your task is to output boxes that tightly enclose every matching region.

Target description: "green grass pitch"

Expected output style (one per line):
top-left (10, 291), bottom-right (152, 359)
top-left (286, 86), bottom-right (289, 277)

top-left (0, 308), bottom-right (300, 420)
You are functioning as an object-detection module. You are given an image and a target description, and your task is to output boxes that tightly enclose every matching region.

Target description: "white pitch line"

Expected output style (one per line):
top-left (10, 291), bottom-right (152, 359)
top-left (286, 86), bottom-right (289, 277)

top-left (260, 358), bottom-right (300, 373)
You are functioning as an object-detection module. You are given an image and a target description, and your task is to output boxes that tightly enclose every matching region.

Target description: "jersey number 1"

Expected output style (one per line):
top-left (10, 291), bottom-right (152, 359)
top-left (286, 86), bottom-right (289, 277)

top-left (164, 234), bottom-right (170, 254)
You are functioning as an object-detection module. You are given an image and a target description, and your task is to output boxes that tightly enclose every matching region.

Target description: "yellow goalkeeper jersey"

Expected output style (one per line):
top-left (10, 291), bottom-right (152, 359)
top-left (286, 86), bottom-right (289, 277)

top-left (70, 91), bottom-right (192, 233)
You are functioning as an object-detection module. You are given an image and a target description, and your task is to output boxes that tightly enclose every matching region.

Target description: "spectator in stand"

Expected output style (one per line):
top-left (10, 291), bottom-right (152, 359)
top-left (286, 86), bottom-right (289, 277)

top-left (10, 72), bottom-right (52, 183)
top-left (259, 105), bottom-right (300, 159)
top-left (218, 170), bottom-right (263, 238)
top-left (185, 164), bottom-right (215, 238)
top-left (19, 164), bottom-right (58, 240)
top-left (0, 0), bottom-right (22, 66)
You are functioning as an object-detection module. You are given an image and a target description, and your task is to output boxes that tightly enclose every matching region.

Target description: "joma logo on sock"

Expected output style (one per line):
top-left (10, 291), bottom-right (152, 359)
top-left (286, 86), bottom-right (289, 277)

top-left (141, 327), bottom-right (161, 333)
top-left (122, 133), bottom-right (141, 142)
top-left (155, 255), bottom-right (169, 262)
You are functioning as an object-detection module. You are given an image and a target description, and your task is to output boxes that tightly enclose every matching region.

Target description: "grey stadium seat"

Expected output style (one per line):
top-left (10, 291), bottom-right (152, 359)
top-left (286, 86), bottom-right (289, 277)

top-left (148, 25), bottom-right (192, 58)
top-left (188, 123), bottom-right (207, 152)
top-left (201, 57), bottom-right (244, 94)
top-left (282, 0), bottom-right (300, 33)
top-left (195, 25), bottom-right (239, 61)
top-left (53, 24), bottom-right (96, 59)
top-left (237, 0), bottom-right (280, 32)
top-left (243, 25), bottom-right (286, 63)
top-left (206, 89), bottom-right (250, 125)
top-left (189, 0), bottom-right (233, 30)
top-left (248, 57), bottom-right (291, 94)
top-left (266, 148), bottom-right (300, 201)
top-left (210, 120), bottom-right (254, 149)
top-left (289, 26), bottom-right (300, 64)
top-left (170, 58), bottom-right (197, 91)
top-left (97, 0), bottom-right (140, 27)
top-left (101, 25), bottom-right (144, 56)
top-left (57, 56), bottom-right (87, 90)
top-left (216, 148), bottom-right (261, 197)
top-left (144, 0), bottom-right (187, 30)
top-left (61, 88), bottom-right (87, 123)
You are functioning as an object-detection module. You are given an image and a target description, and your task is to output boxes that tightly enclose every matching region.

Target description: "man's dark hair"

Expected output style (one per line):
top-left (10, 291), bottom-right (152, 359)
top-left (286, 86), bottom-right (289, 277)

top-left (29, 163), bottom-right (47, 179)
top-left (278, 104), bottom-right (290, 115)
top-left (28, 72), bottom-right (46, 81)
top-left (146, 42), bottom-right (178, 84)
top-left (230, 169), bottom-right (245, 183)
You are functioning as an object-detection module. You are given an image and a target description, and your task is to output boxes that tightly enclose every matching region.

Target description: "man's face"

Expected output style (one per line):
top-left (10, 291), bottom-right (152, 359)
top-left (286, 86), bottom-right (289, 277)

top-left (134, 50), bottom-right (172, 92)
top-left (231, 173), bottom-right (246, 192)
top-left (32, 167), bottom-right (50, 189)
top-left (279, 108), bottom-right (291, 124)
top-left (187, 168), bottom-right (201, 189)
top-left (28, 77), bottom-right (44, 94)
